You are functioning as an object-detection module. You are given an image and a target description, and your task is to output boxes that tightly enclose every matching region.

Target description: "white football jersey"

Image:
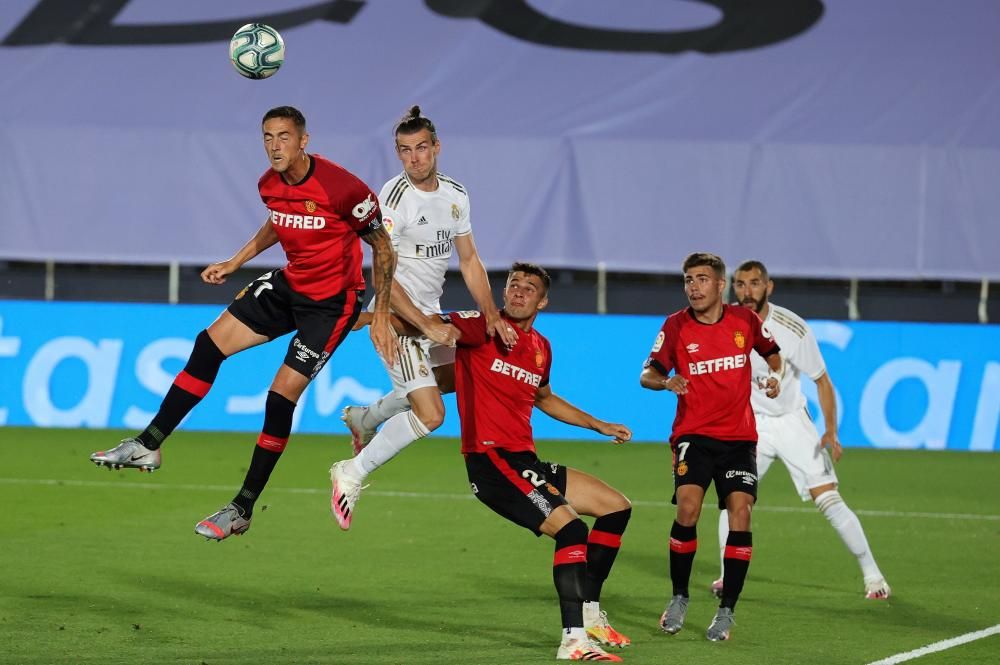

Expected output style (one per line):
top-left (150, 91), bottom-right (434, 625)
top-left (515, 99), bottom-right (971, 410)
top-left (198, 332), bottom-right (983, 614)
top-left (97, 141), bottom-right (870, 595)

top-left (749, 303), bottom-right (827, 417)
top-left (367, 172), bottom-right (471, 315)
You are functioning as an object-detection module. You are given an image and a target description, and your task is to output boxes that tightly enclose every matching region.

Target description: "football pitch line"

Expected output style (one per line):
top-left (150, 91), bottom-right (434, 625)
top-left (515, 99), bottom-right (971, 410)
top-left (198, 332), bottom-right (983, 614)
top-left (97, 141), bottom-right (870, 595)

top-left (866, 624), bottom-right (1000, 664)
top-left (3, 477), bottom-right (1000, 522)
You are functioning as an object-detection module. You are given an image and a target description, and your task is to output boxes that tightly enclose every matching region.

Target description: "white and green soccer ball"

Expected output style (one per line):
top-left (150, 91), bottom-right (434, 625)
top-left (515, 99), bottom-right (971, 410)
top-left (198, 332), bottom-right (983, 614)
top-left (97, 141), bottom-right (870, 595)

top-left (229, 23), bottom-right (284, 80)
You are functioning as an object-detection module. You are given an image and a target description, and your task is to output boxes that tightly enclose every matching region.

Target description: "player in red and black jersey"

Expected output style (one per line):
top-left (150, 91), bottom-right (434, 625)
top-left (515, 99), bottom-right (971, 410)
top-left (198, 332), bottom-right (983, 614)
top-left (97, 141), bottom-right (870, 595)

top-left (640, 252), bottom-right (782, 642)
top-left (457, 263), bottom-right (635, 661)
top-left (89, 106), bottom-right (396, 541)
top-left (349, 263), bottom-right (633, 661)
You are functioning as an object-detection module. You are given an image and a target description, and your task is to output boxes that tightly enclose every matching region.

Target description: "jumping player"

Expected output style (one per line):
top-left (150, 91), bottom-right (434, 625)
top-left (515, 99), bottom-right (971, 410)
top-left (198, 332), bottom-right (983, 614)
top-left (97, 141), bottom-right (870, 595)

top-left (330, 106), bottom-right (516, 530)
top-left (89, 106), bottom-right (396, 540)
top-left (640, 252), bottom-right (782, 641)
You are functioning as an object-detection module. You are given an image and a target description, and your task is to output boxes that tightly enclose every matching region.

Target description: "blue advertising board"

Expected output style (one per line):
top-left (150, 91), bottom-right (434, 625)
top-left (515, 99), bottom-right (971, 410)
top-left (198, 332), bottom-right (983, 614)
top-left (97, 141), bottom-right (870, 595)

top-left (0, 301), bottom-right (997, 451)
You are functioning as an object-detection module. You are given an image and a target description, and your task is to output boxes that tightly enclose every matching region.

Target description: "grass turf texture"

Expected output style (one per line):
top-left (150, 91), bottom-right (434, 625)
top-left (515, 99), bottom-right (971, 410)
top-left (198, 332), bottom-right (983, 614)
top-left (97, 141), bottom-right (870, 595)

top-left (1, 428), bottom-right (998, 665)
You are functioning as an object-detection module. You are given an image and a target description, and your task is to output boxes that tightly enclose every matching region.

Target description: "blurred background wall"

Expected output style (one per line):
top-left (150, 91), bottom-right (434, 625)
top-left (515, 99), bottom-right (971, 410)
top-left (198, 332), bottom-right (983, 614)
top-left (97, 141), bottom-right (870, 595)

top-left (1, 1), bottom-right (998, 447)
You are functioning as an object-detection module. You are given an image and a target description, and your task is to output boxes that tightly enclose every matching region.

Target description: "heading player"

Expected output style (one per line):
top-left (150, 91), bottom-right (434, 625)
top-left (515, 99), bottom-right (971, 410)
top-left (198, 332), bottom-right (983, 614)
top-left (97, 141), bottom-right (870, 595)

top-left (352, 263), bottom-right (633, 661)
top-left (640, 252), bottom-right (782, 642)
top-left (712, 260), bottom-right (890, 600)
top-left (329, 105), bottom-right (516, 530)
top-left (90, 106), bottom-right (396, 540)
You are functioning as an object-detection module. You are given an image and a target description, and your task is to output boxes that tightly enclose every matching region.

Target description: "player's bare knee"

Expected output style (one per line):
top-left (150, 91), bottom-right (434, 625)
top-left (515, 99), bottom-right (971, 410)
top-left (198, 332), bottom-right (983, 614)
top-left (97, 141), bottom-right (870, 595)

top-left (726, 500), bottom-right (753, 530)
top-left (676, 501), bottom-right (702, 526)
top-left (410, 401), bottom-right (444, 430)
top-left (540, 504), bottom-right (579, 537)
top-left (606, 491), bottom-right (631, 514)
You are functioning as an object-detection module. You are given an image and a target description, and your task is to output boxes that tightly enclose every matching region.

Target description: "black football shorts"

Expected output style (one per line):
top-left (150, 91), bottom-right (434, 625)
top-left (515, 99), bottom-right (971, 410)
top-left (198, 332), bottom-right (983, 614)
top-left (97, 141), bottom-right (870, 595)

top-left (670, 434), bottom-right (758, 509)
top-left (465, 448), bottom-right (569, 537)
top-left (227, 269), bottom-right (362, 379)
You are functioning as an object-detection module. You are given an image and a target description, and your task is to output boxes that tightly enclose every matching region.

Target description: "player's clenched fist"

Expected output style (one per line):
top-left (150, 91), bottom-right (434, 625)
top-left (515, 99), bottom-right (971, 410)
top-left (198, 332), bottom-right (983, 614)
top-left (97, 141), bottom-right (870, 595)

top-left (201, 261), bottom-right (235, 285)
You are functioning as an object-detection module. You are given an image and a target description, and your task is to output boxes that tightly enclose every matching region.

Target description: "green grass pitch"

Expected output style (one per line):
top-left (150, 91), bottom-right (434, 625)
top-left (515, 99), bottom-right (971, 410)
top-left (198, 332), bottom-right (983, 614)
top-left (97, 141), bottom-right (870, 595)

top-left (1, 428), bottom-right (998, 664)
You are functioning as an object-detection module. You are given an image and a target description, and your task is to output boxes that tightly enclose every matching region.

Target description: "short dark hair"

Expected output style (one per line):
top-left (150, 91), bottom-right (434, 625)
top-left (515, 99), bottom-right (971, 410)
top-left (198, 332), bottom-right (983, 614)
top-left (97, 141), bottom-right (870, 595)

top-left (394, 105), bottom-right (437, 141)
top-left (262, 106), bottom-right (306, 132)
top-left (734, 259), bottom-right (769, 281)
top-left (509, 261), bottom-right (551, 294)
top-left (682, 252), bottom-right (726, 279)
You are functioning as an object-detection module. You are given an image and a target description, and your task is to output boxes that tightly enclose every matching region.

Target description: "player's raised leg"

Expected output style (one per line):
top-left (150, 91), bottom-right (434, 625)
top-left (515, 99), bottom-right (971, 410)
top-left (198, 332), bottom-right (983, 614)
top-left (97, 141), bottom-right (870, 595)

top-left (331, 339), bottom-right (444, 530)
top-left (341, 390), bottom-right (410, 454)
top-left (90, 312), bottom-right (264, 471)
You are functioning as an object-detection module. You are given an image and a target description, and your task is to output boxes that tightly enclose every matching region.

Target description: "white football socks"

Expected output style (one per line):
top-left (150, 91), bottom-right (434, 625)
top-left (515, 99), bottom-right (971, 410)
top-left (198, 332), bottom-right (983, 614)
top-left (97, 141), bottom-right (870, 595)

top-left (717, 509), bottom-right (729, 578)
top-left (361, 390), bottom-right (411, 431)
top-left (582, 601), bottom-right (602, 628)
top-left (348, 410), bottom-right (431, 480)
top-left (815, 490), bottom-right (884, 583)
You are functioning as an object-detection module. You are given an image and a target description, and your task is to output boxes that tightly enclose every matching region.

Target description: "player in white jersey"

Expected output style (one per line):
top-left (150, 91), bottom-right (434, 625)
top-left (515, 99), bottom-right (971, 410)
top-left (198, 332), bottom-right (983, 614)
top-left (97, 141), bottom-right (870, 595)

top-left (329, 106), bottom-right (517, 530)
top-left (714, 260), bottom-right (890, 600)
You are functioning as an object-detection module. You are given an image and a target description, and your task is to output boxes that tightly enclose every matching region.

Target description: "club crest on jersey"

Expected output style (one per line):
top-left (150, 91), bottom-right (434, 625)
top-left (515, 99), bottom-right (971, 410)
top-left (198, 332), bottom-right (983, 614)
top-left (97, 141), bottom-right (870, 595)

top-left (535, 348), bottom-right (544, 369)
top-left (304, 200), bottom-right (317, 213)
top-left (451, 203), bottom-right (460, 220)
top-left (734, 331), bottom-right (745, 349)
top-left (677, 461), bottom-right (688, 476)
top-left (418, 364), bottom-right (429, 377)
top-left (235, 286), bottom-right (248, 300)
top-left (382, 216), bottom-right (394, 234)
top-left (545, 483), bottom-right (561, 496)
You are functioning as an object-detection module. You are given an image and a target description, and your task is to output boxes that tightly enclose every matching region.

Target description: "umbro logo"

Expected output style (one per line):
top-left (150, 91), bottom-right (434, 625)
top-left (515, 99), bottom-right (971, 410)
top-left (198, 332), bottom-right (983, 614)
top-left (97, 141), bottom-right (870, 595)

top-left (416, 216), bottom-right (429, 225)
top-left (295, 350), bottom-right (310, 362)
top-left (686, 343), bottom-right (700, 353)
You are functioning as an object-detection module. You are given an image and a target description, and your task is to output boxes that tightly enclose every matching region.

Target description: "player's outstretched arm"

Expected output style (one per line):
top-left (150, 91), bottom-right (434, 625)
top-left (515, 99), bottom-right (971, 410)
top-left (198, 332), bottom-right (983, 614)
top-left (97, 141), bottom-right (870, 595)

top-left (454, 234), bottom-right (517, 348)
top-left (362, 225), bottom-right (398, 367)
top-left (534, 385), bottom-right (632, 444)
top-left (201, 217), bottom-right (279, 284)
top-left (814, 372), bottom-right (843, 462)
top-left (640, 366), bottom-right (688, 395)
top-left (352, 311), bottom-right (460, 344)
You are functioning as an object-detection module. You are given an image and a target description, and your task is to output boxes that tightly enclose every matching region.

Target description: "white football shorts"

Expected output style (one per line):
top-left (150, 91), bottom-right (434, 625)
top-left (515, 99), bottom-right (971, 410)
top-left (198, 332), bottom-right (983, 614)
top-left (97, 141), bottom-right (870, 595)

top-left (383, 334), bottom-right (455, 395)
top-left (756, 408), bottom-right (838, 501)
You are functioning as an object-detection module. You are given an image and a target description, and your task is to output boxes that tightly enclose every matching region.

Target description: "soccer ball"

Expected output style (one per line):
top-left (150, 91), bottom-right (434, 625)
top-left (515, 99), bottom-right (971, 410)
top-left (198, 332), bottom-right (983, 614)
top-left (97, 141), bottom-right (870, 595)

top-left (229, 23), bottom-right (284, 79)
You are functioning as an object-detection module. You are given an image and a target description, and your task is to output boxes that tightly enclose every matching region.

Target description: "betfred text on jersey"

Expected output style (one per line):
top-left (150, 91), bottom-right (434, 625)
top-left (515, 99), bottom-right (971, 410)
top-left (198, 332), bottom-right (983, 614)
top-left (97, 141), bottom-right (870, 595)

top-left (490, 358), bottom-right (543, 387)
top-left (688, 354), bottom-right (746, 376)
top-left (270, 209), bottom-right (326, 230)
